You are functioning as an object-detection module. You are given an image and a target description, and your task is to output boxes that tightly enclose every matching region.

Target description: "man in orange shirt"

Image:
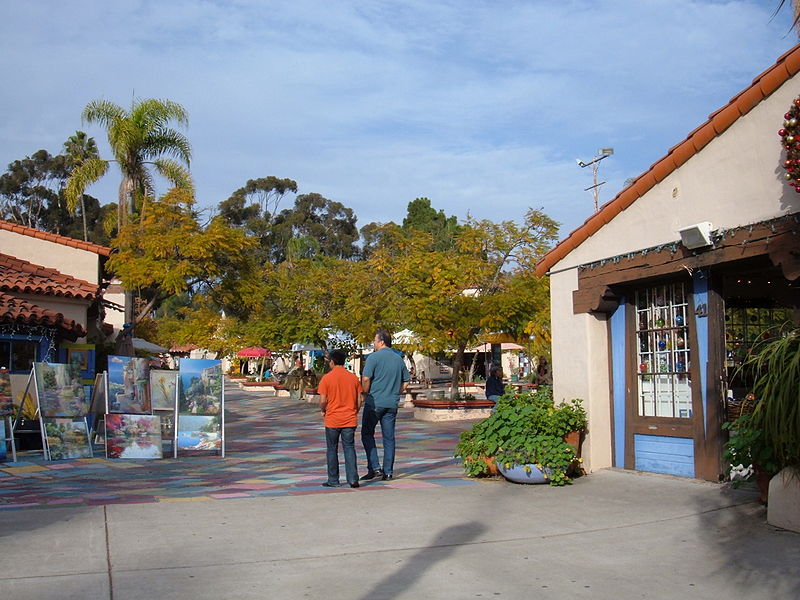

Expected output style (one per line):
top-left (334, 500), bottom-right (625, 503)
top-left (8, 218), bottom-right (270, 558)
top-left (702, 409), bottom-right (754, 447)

top-left (318, 349), bottom-right (363, 488)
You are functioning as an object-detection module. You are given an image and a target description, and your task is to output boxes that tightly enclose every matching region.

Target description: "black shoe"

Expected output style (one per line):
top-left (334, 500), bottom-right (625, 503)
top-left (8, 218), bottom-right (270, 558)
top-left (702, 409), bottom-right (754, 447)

top-left (382, 473), bottom-right (393, 481)
top-left (360, 470), bottom-right (384, 481)
top-left (322, 481), bottom-right (341, 487)
top-left (349, 482), bottom-right (360, 488)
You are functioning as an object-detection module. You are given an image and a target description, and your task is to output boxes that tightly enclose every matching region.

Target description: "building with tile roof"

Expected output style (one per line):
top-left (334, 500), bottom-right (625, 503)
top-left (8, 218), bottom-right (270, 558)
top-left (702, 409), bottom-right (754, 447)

top-left (537, 43), bottom-right (800, 481)
top-left (0, 219), bottom-right (117, 375)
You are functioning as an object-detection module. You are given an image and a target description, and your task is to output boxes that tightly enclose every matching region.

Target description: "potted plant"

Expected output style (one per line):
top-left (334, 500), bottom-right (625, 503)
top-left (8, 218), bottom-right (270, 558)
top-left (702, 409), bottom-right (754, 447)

top-left (723, 327), bottom-right (800, 505)
top-left (454, 386), bottom-right (587, 486)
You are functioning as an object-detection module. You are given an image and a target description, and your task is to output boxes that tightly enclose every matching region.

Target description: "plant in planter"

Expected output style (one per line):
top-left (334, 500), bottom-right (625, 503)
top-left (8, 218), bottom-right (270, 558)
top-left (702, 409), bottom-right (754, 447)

top-left (723, 328), bottom-right (800, 500)
top-left (454, 386), bottom-right (587, 485)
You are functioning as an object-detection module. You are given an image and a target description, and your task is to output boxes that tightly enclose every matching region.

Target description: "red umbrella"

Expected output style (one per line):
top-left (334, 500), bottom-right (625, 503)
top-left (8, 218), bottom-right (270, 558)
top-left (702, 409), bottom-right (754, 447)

top-left (238, 347), bottom-right (270, 358)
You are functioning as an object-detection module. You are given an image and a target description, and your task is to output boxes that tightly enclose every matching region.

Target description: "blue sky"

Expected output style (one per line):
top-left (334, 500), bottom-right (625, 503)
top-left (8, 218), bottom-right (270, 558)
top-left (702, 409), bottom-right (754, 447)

top-left (1, 1), bottom-right (797, 238)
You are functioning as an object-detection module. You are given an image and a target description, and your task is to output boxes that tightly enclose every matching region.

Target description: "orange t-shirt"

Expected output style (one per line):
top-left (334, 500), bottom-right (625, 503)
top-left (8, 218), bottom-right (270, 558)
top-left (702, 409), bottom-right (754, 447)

top-left (318, 366), bottom-right (362, 428)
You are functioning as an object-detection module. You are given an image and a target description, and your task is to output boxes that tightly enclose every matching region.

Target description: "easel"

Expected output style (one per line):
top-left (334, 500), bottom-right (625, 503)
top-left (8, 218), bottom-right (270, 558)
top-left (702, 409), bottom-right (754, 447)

top-left (9, 371), bottom-right (46, 461)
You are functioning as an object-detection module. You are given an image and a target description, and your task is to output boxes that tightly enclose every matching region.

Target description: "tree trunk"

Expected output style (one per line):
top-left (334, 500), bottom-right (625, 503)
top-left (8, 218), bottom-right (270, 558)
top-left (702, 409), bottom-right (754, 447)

top-left (449, 341), bottom-right (467, 399)
top-left (80, 195), bottom-right (88, 241)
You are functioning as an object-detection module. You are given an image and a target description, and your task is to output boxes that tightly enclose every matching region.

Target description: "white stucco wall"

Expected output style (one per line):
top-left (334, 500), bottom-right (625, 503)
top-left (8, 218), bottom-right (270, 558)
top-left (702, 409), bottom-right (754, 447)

top-left (0, 230), bottom-right (103, 285)
top-left (547, 75), bottom-right (799, 473)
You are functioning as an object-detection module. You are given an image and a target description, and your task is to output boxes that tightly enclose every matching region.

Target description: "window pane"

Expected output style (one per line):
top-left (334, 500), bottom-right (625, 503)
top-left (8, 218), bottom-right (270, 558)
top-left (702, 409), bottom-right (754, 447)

top-left (12, 340), bottom-right (38, 372)
top-left (636, 282), bottom-right (691, 419)
top-left (0, 341), bottom-right (10, 370)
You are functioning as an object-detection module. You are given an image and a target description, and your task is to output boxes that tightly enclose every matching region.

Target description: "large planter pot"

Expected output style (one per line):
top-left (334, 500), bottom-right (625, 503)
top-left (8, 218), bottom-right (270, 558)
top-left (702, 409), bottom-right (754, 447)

top-left (767, 467), bottom-right (800, 533)
top-left (497, 462), bottom-right (549, 484)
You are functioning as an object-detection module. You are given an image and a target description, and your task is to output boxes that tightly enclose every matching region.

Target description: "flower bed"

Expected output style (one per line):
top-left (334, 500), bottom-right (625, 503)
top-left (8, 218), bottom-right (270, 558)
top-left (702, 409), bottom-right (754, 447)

top-left (412, 396), bottom-right (495, 422)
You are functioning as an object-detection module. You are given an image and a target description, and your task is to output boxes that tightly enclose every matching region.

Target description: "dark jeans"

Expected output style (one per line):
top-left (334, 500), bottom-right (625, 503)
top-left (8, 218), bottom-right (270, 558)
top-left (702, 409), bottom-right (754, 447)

top-left (325, 426), bottom-right (358, 485)
top-left (361, 405), bottom-right (397, 476)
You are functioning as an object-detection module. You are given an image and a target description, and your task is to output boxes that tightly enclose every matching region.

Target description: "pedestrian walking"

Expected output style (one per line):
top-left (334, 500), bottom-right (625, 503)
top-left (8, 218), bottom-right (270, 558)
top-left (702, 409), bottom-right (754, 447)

top-left (318, 350), bottom-right (363, 488)
top-left (360, 328), bottom-right (410, 481)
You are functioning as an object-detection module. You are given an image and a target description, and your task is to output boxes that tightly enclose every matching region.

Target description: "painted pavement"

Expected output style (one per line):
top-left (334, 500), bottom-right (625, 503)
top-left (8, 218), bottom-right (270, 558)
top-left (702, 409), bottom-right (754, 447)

top-left (0, 383), bottom-right (483, 510)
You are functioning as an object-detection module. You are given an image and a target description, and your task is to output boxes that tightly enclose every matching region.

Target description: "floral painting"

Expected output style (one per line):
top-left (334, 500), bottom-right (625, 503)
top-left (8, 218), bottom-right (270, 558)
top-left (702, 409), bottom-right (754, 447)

top-left (9, 374), bottom-right (35, 419)
top-left (43, 418), bottom-right (92, 460)
top-left (177, 414), bottom-right (221, 451)
top-left (150, 370), bottom-right (178, 410)
top-left (34, 363), bottom-right (90, 417)
top-left (179, 359), bottom-right (222, 415)
top-left (0, 370), bottom-right (13, 417)
top-left (107, 356), bottom-right (151, 413)
top-left (104, 414), bottom-right (163, 459)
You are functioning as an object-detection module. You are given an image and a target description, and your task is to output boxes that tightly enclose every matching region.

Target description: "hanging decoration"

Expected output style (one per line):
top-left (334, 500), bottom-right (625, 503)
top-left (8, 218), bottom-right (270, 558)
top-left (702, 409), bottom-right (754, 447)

top-left (778, 94), bottom-right (800, 192)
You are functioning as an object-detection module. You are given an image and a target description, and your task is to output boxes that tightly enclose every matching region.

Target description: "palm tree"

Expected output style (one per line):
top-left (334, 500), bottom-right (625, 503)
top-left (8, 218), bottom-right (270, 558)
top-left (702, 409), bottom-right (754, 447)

top-left (65, 98), bottom-right (193, 230)
top-left (63, 131), bottom-right (99, 241)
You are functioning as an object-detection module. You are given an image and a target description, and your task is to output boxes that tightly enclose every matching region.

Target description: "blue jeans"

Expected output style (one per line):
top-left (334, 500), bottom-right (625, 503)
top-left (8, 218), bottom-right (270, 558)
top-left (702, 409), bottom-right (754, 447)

top-left (325, 426), bottom-right (358, 485)
top-left (361, 405), bottom-right (397, 476)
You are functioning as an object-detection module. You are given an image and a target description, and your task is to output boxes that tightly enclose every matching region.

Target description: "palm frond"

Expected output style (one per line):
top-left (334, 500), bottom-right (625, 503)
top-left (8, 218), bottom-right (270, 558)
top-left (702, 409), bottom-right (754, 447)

top-left (82, 100), bottom-right (125, 129)
top-left (64, 158), bottom-right (108, 212)
top-left (143, 129), bottom-right (192, 165)
top-left (153, 159), bottom-right (195, 196)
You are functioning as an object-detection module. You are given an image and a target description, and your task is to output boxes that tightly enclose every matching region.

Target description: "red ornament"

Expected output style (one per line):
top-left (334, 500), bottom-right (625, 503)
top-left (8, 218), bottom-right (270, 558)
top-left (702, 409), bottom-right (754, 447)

top-left (779, 128), bottom-right (787, 136)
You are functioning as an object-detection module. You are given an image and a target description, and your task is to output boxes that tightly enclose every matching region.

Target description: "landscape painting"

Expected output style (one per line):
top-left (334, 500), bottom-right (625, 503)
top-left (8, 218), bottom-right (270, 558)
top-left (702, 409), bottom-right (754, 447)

top-left (150, 370), bottom-right (178, 410)
top-left (104, 414), bottom-right (163, 459)
top-left (107, 356), bottom-right (151, 413)
top-left (177, 414), bottom-right (221, 451)
top-left (34, 363), bottom-right (90, 417)
top-left (179, 359), bottom-right (222, 415)
top-left (43, 418), bottom-right (92, 460)
top-left (0, 370), bottom-right (12, 417)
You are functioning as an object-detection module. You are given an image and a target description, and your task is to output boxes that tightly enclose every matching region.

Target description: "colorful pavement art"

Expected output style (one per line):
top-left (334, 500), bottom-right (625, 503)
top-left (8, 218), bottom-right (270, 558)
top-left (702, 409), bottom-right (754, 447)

top-left (0, 381), bottom-right (482, 510)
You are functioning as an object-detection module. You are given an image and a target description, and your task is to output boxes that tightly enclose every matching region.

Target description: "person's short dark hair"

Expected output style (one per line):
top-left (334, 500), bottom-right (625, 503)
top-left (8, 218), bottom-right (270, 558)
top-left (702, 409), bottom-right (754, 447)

top-left (375, 328), bottom-right (392, 347)
top-left (329, 349), bottom-right (347, 366)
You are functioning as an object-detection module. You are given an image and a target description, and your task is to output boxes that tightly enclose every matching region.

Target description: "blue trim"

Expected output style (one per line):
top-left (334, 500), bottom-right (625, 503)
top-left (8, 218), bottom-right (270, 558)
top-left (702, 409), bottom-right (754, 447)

top-left (692, 271), bottom-right (709, 436)
top-left (634, 434), bottom-right (695, 477)
top-left (610, 298), bottom-right (627, 468)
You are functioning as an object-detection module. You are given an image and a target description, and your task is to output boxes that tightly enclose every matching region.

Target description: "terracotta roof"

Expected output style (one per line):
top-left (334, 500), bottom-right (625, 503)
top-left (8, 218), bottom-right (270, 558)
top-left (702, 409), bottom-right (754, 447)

top-left (0, 291), bottom-right (86, 339)
top-left (0, 220), bottom-right (111, 257)
top-left (0, 253), bottom-right (99, 300)
top-left (536, 42), bottom-right (800, 276)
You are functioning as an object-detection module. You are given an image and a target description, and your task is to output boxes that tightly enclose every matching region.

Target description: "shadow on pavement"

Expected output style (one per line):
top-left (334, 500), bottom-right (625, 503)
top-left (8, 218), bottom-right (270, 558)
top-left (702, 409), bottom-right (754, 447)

top-left (696, 483), bottom-right (800, 598)
top-left (356, 521), bottom-right (487, 600)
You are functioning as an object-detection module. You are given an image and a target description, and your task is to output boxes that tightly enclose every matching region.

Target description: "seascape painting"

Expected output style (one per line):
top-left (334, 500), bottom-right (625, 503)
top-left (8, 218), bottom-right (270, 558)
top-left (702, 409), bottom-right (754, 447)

top-left (43, 418), bottom-right (92, 460)
top-left (0, 370), bottom-right (12, 417)
top-left (177, 414), bottom-right (221, 451)
top-left (107, 356), bottom-right (151, 413)
top-left (0, 420), bottom-right (6, 460)
top-left (179, 359), bottom-right (222, 415)
top-left (150, 370), bottom-right (178, 410)
top-left (34, 363), bottom-right (90, 417)
top-left (105, 414), bottom-right (163, 459)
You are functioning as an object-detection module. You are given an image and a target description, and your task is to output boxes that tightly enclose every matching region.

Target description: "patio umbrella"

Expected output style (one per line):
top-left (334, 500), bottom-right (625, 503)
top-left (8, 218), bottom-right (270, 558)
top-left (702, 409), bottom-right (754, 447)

top-left (237, 347), bottom-right (271, 380)
top-left (237, 347), bottom-right (270, 357)
top-left (468, 342), bottom-right (525, 353)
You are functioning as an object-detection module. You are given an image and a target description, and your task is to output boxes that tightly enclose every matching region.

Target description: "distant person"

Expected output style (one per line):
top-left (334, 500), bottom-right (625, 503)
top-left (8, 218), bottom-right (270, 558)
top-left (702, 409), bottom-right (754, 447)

top-left (318, 350), bottom-right (363, 488)
top-left (360, 328), bottom-right (410, 481)
top-left (485, 366), bottom-right (504, 404)
top-left (536, 357), bottom-right (552, 386)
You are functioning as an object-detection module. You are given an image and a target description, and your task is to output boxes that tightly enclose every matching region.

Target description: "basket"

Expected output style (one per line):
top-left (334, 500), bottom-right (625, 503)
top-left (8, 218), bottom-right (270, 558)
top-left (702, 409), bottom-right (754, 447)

top-left (726, 394), bottom-right (755, 423)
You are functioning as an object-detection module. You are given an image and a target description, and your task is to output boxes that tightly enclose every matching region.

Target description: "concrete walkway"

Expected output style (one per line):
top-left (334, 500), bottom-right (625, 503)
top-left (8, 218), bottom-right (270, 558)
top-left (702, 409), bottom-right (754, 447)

top-left (1, 387), bottom-right (798, 599)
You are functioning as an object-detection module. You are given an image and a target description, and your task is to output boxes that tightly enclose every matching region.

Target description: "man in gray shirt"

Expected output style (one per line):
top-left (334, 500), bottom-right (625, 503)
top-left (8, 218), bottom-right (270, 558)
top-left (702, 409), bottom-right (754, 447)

top-left (359, 328), bottom-right (410, 481)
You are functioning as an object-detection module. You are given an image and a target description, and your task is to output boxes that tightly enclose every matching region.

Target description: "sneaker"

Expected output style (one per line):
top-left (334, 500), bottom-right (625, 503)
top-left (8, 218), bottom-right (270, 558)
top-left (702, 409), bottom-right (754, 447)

top-left (382, 473), bottom-right (393, 481)
top-left (359, 469), bottom-right (384, 481)
top-left (322, 481), bottom-right (341, 487)
top-left (349, 482), bottom-right (360, 488)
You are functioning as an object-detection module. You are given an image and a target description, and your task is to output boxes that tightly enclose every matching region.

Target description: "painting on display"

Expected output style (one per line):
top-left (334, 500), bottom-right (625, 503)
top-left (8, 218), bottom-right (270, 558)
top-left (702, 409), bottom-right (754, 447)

top-left (43, 418), bottom-right (92, 460)
top-left (104, 414), bottom-right (163, 459)
top-left (150, 370), bottom-right (178, 410)
top-left (179, 359), bottom-right (222, 415)
top-left (34, 363), bottom-right (90, 417)
top-left (9, 374), bottom-right (35, 419)
top-left (0, 420), bottom-right (6, 461)
top-left (177, 415), bottom-right (221, 451)
top-left (156, 411), bottom-right (175, 444)
top-left (107, 356), bottom-right (151, 413)
top-left (0, 370), bottom-right (13, 417)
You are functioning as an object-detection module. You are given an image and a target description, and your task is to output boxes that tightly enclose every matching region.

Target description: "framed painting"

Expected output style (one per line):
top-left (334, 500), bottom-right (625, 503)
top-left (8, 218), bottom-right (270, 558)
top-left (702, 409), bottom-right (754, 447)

top-left (0, 420), bottom-right (6, 461)
top-left (150, 370), bottom-right (177, 410)
top-left (0, 369), bottom-right (13, 417)
top-left (104, 414), bottom-right (163, 459)
top-left (34, 363), bottom-right (90, 417)
top-left (43, 418), bottom-right (92, 460)
top-left (107, 356), bottom-right (151, 413)
top-left (67, 348), bottom-right (89, 371)
top-left (178, 359), bottom-right (222, 415)
top-left (177, 414), bottom-right (221, 451)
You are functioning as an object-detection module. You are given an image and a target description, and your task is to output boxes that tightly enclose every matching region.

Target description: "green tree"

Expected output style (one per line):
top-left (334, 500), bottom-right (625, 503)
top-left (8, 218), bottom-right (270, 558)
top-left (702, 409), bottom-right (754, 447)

top-left (66, 98), bottom-right (193, 230)
top-left (62, 131), bottom-right (100, 241)
top-left (0, 149), bottom-right (67, 229)
top-left (402, 197), bottom-right (461, 251)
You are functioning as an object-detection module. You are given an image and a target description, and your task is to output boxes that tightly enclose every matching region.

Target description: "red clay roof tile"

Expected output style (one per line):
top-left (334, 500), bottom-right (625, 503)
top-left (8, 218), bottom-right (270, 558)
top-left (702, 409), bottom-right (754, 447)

top-left (0, 253), bottom-right (99, 299)
top-left (0, 220), bottom-right (111, 257)
top-left (0, 291), bottom-right (86, 339)
top-left (536, 42), bottom-right (800, 276)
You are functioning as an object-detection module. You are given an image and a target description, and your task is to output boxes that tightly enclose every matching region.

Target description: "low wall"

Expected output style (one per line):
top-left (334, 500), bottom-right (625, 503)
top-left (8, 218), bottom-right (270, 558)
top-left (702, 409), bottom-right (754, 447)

top-left (412, 398), bottom-right (494, 422)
